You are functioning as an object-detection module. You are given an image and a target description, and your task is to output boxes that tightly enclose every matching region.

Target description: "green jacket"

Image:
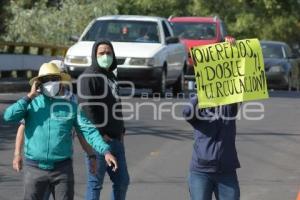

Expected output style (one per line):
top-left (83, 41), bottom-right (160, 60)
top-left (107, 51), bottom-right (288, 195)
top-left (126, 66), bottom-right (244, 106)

top-left (4, 95), bottom-right (110, 170)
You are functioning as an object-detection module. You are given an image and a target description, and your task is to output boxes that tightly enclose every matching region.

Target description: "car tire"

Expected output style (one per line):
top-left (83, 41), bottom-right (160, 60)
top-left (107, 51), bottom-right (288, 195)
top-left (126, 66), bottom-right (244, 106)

top-left (153, 69), bottom-right (166, 95)
top-left (172, 71), bottom-right (184, 95)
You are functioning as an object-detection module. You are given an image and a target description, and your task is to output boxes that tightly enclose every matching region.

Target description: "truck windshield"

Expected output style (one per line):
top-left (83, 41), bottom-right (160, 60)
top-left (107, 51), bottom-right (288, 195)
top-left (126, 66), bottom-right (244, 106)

top-left (172, 22), bottom-right (216, 40)
top-left (82, 20), bottom-right (160, 43)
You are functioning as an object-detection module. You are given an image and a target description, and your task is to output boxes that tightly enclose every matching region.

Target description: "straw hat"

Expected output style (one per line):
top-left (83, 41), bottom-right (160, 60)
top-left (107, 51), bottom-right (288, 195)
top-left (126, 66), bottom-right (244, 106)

top-left (29, 63), bottom-right (71, 85)
top-left (49, 60), bottom-right (65, 71)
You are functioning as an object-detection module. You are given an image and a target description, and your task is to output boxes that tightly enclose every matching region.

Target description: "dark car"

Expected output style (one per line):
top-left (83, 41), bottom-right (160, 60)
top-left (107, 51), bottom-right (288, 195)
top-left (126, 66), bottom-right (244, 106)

top-left (261, 41), bottom-right (300, 90)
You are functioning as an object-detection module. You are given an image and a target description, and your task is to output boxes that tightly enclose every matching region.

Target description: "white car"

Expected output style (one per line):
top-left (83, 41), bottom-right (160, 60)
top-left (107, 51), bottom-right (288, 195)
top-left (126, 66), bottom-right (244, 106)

top-left (64, 15), bottom-right (187, 94)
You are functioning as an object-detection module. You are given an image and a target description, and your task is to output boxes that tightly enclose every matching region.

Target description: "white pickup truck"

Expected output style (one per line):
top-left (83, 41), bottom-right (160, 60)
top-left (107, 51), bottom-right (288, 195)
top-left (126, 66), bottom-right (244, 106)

top-left (64, 15), bottom-right (187, 94)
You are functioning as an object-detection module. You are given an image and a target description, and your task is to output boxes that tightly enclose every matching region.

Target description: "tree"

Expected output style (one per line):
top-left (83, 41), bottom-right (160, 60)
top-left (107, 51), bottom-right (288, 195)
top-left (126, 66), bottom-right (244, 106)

top-left (187, 0), bottom-right (300, 46)
top-left (2, 0), bottom-right (300, 48)
top-left (3, 0), bottom-right (118, 45)
top-left (117, 0), bottom-right (191, 17)
top-left (0, 0), bottom-right (10, 35)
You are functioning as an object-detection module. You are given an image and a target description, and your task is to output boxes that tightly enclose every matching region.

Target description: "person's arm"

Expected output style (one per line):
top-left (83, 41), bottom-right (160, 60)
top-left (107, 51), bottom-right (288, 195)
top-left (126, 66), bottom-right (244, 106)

top-left (77, 133), bottom-right (94, 155)
top-left (77, 75), bottom-right (112, 139)
top-left (13, 124), bottom-right (25, 172)
top-left (120, 132), bottom-right (125, 143)
top-left (74, 110), bottom-right (118, 171)
top-left (4, 82), bottom-right (39, 122)
top-left (115, 98), bottom-right (126, 143)
top-left (77, 76), bottom-right (102, 124)
top-left (77, 133), bottom-right (97, 174)
top-left (115, 79), bottom-right (126, 142)
top-left (4, 97), bottom-right (31, 123)
top-left (182, 97), bottom-right (199, 124)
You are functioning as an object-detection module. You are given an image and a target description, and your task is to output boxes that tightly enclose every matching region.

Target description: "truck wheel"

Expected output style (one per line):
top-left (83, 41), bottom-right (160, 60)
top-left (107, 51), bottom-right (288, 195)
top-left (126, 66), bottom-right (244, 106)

top-left (153, 70), bottom-right (166, 95)
top-left (172, 71), bottom-right (184, 95)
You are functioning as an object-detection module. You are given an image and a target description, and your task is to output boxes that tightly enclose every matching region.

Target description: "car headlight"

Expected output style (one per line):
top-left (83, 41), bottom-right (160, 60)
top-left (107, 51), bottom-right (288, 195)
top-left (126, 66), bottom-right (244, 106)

top-left (129, 58), bottom-right (154, 66)
top-left (269, 65), bottom-right (284, 72)
top-left (65, 56), bottom-right (90, 65)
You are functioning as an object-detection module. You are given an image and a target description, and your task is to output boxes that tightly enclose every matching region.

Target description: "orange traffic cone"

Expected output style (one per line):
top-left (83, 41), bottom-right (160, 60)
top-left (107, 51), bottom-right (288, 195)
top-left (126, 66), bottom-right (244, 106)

top-left (296, 191), bottom-right (300, 200)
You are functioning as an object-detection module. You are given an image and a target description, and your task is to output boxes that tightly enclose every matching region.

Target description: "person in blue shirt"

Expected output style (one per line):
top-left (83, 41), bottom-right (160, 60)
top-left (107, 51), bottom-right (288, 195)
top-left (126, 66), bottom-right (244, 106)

top-left (183, 97), bottom-right (241, 200)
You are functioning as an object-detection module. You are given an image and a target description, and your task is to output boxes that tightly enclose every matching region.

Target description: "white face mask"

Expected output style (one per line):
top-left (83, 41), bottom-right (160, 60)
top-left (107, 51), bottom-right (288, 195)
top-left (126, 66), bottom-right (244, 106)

top-left (42, 81), bottom-right (60, 97)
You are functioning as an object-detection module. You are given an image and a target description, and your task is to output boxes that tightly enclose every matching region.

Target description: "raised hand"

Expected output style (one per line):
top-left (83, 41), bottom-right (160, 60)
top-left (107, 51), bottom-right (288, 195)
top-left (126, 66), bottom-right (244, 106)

top-left (225, 36), bottom-right (236, 45)
top-left (27, 81), bottom-right (40, 99)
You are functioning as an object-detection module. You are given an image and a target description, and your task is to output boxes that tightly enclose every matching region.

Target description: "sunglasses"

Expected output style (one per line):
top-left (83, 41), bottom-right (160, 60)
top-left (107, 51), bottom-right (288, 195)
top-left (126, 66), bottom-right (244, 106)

top-left (39, 75), bottom-right (61, 84)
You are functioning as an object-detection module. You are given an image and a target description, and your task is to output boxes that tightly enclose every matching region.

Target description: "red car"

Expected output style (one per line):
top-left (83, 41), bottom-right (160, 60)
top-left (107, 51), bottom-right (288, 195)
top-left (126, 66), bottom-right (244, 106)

top-left (169, 16), bottom-right (231, 76)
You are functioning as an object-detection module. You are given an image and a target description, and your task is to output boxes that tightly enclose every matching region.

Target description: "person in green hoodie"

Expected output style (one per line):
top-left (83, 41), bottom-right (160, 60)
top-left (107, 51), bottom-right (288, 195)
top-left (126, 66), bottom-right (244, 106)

top-left (3, 62), bottom-right (117, 200)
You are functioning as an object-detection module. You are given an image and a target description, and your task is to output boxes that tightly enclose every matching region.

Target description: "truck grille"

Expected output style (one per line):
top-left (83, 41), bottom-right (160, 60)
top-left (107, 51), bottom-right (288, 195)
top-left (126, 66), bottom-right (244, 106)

top-left (117, 58), bottom-right (126, 65)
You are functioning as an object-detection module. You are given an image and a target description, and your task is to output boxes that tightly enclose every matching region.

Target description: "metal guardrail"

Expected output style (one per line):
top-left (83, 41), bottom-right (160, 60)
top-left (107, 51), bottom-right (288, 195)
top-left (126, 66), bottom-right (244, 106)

top-left (0, 41), bottom-right (68, 56)
top-left (0, 41), bottom-right (69, 80)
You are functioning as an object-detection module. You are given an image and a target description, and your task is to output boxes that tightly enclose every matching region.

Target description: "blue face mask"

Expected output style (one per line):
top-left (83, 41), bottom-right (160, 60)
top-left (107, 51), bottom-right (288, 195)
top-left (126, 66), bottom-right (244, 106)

top-left (97, 54), bottom-right (113, 69)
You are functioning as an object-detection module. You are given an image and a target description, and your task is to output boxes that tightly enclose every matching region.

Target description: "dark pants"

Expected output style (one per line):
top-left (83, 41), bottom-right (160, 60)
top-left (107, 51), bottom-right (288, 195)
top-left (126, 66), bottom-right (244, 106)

top-left (85, 140), bottom-right (130, 200)
top-left (24, 160), bottom-right (74, 200)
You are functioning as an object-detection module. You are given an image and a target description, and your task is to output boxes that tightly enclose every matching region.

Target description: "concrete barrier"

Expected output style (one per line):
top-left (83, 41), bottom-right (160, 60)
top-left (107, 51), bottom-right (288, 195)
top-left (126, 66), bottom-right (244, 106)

top-left (0, 41), bottom-right (69, 92)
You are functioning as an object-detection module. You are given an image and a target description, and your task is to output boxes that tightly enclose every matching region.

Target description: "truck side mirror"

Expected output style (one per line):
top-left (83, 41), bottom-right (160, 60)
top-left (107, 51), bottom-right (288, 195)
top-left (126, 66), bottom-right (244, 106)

top-left (166, 37), bottom-right (179, 44)
top-left (69, 35), bottom-right (80, 42)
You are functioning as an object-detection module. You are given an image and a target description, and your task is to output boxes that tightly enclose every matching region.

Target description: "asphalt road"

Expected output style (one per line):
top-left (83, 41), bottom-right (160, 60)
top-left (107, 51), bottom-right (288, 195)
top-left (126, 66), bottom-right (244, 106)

top-left (0, 91), bottom-right (300, 200)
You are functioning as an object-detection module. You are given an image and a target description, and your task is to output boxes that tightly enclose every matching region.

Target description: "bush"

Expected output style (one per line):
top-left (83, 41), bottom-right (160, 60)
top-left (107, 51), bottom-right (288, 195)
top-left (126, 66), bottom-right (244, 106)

top-left (3, 0), bottom-right (118, 45)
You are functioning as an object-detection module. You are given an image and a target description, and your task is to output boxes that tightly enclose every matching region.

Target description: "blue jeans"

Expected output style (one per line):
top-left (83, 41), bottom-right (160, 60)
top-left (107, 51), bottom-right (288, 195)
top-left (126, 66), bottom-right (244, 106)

top-left (188, 171), bottom-right (240, 200)
top-left (85, 140), bottom-right (130, 200)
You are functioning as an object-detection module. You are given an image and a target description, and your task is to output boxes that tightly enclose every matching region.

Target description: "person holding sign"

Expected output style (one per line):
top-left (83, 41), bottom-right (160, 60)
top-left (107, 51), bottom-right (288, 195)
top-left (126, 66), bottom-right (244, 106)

top-left (183, 38), bottom-right (244, 200)
top-left (183, 98), bottom-right (240, 200)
